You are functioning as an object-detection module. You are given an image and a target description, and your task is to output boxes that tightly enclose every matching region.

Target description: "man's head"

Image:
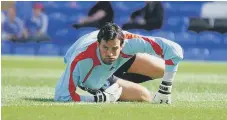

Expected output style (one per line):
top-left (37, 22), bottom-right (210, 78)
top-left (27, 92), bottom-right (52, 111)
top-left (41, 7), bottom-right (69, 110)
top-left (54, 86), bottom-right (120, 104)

top-left (7, 7), bottom-right (16, 21)
top-left (33, 3), bottom-right (43, 17)
top-left (97, 23), bottom-right (124, 65)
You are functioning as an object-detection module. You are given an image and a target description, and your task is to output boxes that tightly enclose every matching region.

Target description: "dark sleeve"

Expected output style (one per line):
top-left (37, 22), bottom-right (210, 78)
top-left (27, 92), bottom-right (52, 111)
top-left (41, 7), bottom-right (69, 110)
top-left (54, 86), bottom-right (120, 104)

top-left (88, 2), bottom-right (112, 16)
top-left (101, 2), bottom-right (112, 12)
top-left (130, 8), bottom-right (143, 20)
top-left (146, 2), bottom-right (164, 22)
top-left (88, 2), bottom-right (99, 16)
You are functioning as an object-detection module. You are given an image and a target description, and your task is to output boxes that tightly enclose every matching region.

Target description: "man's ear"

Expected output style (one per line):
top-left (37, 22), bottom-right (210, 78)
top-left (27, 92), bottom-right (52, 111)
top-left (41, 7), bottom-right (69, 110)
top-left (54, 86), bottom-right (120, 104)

top-left (97, 41), bottom-right (100, 47)
top-left (120, 42), bottom-right (124, 50)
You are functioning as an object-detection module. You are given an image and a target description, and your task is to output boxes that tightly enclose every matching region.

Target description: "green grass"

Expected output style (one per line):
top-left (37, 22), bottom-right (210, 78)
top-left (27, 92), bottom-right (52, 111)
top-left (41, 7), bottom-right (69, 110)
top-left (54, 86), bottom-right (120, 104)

top-left (2, 55), bottom-right (227, 120)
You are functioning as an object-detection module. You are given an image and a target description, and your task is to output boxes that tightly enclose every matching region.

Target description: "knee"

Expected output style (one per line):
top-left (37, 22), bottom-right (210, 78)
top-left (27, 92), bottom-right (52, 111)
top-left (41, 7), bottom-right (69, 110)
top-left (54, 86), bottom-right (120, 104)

top-left (154, 66), bottom-right (164, 79)
top-left (175, 43), bottom-right (184, 60)
top-left (138, 87), bottom-right (152, 102)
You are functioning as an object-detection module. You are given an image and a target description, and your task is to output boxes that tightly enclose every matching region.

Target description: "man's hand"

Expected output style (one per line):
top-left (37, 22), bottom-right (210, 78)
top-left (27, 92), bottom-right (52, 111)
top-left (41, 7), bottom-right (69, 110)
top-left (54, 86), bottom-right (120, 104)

top-left (95, 83), bottom-right (122, 103)
top-left (152, 81), bottom-right (172, 104)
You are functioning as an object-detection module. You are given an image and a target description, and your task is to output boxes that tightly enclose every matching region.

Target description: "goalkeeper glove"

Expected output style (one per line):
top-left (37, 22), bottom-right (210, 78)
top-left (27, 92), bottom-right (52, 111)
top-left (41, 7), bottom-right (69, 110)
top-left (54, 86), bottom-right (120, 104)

top-left (94, 83), bottom-right (122, 103)
top-left (152, 81), bottom-right (172, 104)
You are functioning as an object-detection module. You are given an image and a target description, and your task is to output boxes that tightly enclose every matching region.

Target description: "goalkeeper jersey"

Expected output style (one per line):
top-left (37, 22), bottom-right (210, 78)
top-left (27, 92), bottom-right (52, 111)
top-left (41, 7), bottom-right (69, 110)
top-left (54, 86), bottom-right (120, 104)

top-left (54, 30), bottom-right (183, 102)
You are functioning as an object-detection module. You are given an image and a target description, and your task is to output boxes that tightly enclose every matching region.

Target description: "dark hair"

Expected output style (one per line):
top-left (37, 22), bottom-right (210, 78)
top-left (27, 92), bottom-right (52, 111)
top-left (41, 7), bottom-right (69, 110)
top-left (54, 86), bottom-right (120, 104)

top-left (97, 22), bottom-right (124, 45)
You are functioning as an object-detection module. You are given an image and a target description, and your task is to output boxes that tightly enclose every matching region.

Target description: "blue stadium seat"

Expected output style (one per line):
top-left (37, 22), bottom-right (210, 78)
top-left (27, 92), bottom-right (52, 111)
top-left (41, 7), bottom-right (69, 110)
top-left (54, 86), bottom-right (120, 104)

top-left (37, 43), bottom-right (60, 56)
top-left (183, 48), bottom-right (210, 60)
top-left (151, 30), bottom-right (175, 41)
top-left (14, 43), bottom-right (37, 55)
top-left (223, 33), bottom-right (227, 44)
top-left (163, 17), bottom-right (189, 32)
top-left (112, 1), bottom-right (144, 15)
top-left (198, 31), bottom-right (222, 44)
top-left (40, 1), bottom-right (59, 8)
top-left (163, 1), bottom-right (202, 17)
top-left (75, 1), bottom-right (96, 11)
top-left (59, 44), bottom-right (72, 56)
top-left (53, 28), bottom-right (70, 41)
top-left (48, 12), bottom-right (68, 22)
top-left (75, 28), bottom-right (98, 40)
top-left (1, 41), bottom-right (15, 54)
top-left (174, 31), bottom-right (197, 44)
top-left (114, 17), bottom-right (129, 27)
top-left (127, 29), bottom-right (151, 37)
top-left (208, 49), bottom-right (227, 61)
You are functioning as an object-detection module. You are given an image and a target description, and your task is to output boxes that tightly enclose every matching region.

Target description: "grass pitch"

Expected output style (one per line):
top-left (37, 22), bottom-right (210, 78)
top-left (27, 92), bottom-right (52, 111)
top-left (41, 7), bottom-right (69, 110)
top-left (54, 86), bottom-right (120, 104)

top-left (1, 55), bottom-right (227, 120)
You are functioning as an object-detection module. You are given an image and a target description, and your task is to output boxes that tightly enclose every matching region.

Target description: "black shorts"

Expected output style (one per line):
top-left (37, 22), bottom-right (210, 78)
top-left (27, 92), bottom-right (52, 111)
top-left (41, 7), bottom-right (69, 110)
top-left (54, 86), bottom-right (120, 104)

top-left (113, 55), bottom-right (153, 83)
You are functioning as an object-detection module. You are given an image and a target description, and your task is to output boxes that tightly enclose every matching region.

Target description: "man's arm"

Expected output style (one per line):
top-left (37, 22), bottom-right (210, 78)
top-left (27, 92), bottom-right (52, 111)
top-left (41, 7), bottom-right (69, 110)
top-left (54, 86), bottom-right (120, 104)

top-left (55, 58), bottom-right (122, 103)
top-left (79, 10), bottom-right (106, 24)
top-left (39, 14), bottom-right (48, 34)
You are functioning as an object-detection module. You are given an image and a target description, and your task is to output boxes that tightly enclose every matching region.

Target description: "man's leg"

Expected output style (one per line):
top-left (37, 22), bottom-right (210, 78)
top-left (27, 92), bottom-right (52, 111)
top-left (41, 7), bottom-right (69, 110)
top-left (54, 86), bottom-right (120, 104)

top-left (99, 75), bottom-right (152, 102)
top-left (117, 79), bottom-right (152, 102)
top-left (114, 53), bottom-right (165, 83)
top-left (100, 54), bottom-right (165, 102)
top-left (128, 53), bottom-right (165, 79)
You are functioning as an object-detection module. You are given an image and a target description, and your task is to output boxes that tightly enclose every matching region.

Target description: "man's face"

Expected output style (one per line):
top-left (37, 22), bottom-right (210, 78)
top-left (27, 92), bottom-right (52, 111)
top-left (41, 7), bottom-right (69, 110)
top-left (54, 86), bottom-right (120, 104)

top-left (8, 8), bottom-right (16, 21)
top-left (98, 38), bottom-right (122, 65)
top-left (33, 8), bottom-right (41, 17)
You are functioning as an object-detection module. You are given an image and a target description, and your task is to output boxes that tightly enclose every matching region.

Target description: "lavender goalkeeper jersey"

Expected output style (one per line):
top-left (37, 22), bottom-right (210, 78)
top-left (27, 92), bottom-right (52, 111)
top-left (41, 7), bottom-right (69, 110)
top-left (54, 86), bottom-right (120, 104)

top-left (54, 30), bottom-right (183, 102)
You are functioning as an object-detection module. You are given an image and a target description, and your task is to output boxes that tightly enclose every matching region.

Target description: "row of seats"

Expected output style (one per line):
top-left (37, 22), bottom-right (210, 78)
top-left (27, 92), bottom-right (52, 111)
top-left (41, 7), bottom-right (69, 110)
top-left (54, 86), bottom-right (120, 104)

top-left (2, 40), bottom-right (227, 61)
top-left (188, 18), bottom-right (227, 33)
top-left (47, 12), bottom-right (190, 32)
top-left (47, 13), bottom-right (227, 36)
top-left (14, 1), bottom-right (212, 42)
top-left (40, 1), bottom-right (205, 17)
top-left (49, 27), bottom-right (227, 45)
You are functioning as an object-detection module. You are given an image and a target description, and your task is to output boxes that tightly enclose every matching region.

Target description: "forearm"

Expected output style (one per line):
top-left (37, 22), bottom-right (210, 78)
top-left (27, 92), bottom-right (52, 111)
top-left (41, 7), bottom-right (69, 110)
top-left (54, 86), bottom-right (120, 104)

top-left (40, 15), bottom-right (48, 33)
top-left (80, 95), bottom-right (96, 102)
top-left (83, 10), bottom-right (106, 24)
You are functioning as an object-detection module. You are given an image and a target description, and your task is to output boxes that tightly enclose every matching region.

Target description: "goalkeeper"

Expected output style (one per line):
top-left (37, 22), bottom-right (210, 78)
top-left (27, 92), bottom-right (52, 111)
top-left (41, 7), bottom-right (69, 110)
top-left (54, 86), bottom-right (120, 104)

top-left (54, 22), bottom-right (183, 104)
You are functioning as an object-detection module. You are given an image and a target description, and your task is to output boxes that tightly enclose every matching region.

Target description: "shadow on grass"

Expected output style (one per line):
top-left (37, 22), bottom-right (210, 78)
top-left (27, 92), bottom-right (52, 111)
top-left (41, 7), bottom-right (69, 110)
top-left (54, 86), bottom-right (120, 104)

top-left (23, 98), bottom-right (54, 102)
top-left (23, 98), bottom-right (139, 103)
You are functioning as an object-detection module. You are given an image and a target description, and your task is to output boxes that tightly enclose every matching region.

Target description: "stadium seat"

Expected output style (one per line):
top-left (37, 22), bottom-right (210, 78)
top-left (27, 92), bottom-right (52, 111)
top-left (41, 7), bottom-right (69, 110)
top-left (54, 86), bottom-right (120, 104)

top-left (48, 12), bottom-right (68, 22)
top-left (75, 1), bottom-right (96, 11)
top-left (213, 19), bottom-right (227, 33)
top-left (224, 33), bottom-right (227, 44)
top-left (8, 1), bottom-right (227, 61)
top-left (59, 44), bottom-right (72, 56)
top-left (114, 17), bottom-right (129, 27)
top-left (112, 1), bottom-right (144, 14)
top-left (14, 43), bottom-right (38, 55)
top-left (37, 43), bottom-right (60, 56)
top-left (151, 30), bottom-right (175, 41)
top-left (163, 2), bottom-right (203, 18)
top-left (198, 31), bottom-right (222, 44)
top-left (41, 1), bottom-right (59, 8)
top-left (188, 18), bottom-right (211, 33)
top-left (163, 17), bottom-right (189, 32)
top-left (75, 27), bottom-right (98, 39)
top-left (174, 31), bottom-right (197, 44)
top-left (183, 48), bottom-right (210, 60)
top-left (1, 41), bottom-right (15, 54)
top-left (127, 29), bottom-right (151, 37)
top-left (208, 49), bottom-right (227, 61)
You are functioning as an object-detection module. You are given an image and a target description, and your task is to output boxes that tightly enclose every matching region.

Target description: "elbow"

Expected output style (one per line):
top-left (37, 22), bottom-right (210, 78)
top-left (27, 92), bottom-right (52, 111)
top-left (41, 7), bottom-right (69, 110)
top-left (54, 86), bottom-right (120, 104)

top-left (178, 45), bottom-right (184, 60)
top-left (175, 43), bottom-right (184, 61)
